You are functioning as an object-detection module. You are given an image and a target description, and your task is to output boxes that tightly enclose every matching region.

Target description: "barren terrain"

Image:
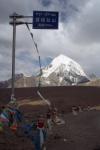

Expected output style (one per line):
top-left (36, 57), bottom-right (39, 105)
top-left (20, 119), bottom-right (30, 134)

top-left (0, 86), bottom-right (100, 150)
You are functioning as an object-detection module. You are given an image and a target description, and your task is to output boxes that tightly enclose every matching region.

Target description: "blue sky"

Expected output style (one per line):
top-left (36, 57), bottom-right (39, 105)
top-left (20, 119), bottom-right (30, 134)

top-left (0, 0), bottom-right (100, 80)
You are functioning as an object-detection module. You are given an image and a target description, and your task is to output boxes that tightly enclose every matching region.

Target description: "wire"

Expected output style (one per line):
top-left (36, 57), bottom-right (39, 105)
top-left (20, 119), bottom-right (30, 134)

top-left (25, 23), bottom-right (42, 88)
top-left (25, 23), bottom-right (51, 107)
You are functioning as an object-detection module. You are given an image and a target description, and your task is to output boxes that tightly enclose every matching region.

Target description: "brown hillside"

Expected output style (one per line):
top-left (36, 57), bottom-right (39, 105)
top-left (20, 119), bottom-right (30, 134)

top-left (0, 86), bottom-right (100, 112)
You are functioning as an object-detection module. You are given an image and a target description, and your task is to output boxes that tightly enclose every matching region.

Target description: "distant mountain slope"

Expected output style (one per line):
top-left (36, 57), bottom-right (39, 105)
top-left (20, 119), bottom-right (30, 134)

top-left (0, 74), bottom-right (36, 88)
top-left (41, 54), bottom-right (89, 86)
top-left (81, 79), bottom-right (100, 86)
top-left (8, 76), bottom-right (36, 88)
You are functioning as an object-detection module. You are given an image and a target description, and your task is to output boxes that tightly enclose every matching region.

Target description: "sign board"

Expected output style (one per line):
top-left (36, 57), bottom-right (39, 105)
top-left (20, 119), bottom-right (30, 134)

top-left (33, 11), bottom-right (59, 29)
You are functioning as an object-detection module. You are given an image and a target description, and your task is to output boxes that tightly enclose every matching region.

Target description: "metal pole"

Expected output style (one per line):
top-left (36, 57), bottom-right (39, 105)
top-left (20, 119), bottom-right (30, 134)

top-left (9, 13), bottom-right (32, 101)
top-left (11, 14), bottom-right (16, 101)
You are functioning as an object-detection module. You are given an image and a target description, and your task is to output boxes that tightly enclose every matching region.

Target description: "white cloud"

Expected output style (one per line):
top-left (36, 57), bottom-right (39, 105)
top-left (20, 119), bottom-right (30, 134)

top-left (68, 0), bottom-right (100, 44)
top-left (0, 0), bottom-right (100, 81)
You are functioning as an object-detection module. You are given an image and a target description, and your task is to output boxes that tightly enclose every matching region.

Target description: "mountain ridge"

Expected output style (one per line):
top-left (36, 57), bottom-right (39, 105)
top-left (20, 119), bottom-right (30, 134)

top-left (0, 54), bottom-right (90, 87)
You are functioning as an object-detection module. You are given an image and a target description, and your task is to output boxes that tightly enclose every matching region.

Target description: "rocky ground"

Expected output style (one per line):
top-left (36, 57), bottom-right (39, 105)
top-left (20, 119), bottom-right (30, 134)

top-left (0, 100), bottom-right (100, 150)
top-left (47, 110), bottom-right (100, 150)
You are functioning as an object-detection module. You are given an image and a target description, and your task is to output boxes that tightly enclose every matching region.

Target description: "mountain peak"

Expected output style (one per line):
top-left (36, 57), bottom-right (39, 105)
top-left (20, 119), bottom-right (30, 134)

top-left (54, 54), bottom-right (70, 59)
top-left (55, 54), bottom-right (68, 59)
top-left (51, 54), bottom-right (80, 69)
top-left (41, 54), bottom-right (89, 86)
top-left (42, 54), bottom-right (87, 78)
top-left (53, 54), bottom-right (71, 60)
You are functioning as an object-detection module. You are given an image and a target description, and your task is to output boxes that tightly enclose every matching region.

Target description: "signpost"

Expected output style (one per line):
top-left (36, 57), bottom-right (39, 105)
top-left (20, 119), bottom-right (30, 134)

top-left (9, 11), bottom-right (59, 100)
top-left (33, 11), bottom-right (59, 29)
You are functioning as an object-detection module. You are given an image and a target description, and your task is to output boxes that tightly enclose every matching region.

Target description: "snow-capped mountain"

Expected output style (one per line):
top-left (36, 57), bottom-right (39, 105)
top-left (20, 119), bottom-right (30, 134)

top-left (41, 54), bottom-right (89, 86)
top-left (0, 55), bottom-right (89, 88)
